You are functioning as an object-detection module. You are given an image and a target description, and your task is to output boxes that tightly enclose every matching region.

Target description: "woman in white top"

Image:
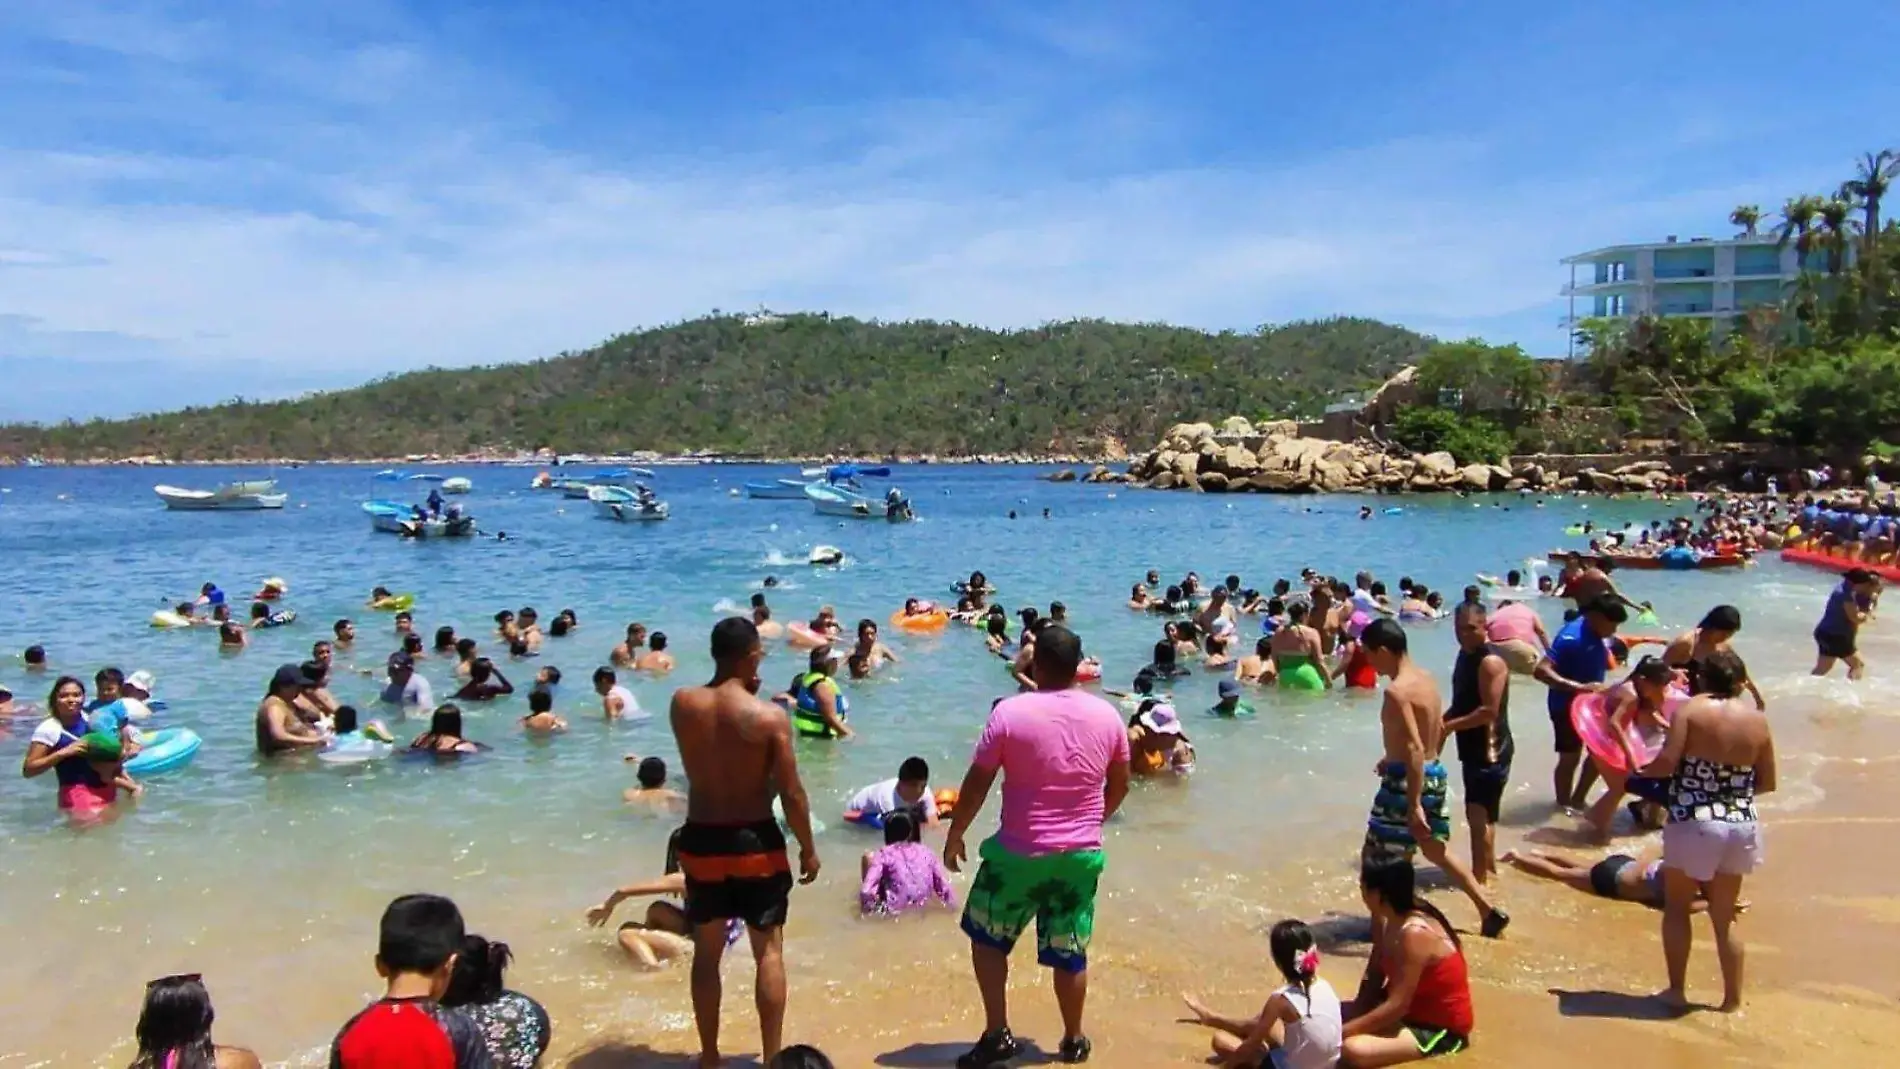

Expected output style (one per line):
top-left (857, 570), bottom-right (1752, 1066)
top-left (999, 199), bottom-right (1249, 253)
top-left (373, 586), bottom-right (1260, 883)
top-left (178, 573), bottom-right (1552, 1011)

top-left (1182, 919), bottom-right (1343, 1068)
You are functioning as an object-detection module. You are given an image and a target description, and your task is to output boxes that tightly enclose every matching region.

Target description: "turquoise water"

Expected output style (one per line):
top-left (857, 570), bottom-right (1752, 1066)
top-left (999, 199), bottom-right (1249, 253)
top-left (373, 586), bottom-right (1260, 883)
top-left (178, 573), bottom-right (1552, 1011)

top-left (0, 465), bottom-right (1868, 1063)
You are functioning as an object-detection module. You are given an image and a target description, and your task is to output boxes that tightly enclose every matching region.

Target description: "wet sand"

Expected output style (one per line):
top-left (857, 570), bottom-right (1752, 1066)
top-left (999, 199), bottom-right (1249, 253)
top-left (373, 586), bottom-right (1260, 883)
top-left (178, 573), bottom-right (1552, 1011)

top-left (530, 720), bottom-right (1900, 1069)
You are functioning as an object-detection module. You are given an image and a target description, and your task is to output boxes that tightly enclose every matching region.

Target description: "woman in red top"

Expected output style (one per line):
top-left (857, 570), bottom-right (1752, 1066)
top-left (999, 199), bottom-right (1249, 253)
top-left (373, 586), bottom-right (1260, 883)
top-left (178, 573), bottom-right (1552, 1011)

top-left (1342, 858), bottom-right (1473, 1066)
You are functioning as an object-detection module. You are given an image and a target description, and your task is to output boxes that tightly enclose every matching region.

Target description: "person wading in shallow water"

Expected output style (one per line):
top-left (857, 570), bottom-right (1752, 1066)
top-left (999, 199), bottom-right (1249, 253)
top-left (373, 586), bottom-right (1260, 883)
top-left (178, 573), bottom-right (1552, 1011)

top-left (1357, 619), bottom-right (1510, 940)
top-left (944, 624), bottom-right (1131, 1066)
top-left (668, 617), bottom-right (820, 1068)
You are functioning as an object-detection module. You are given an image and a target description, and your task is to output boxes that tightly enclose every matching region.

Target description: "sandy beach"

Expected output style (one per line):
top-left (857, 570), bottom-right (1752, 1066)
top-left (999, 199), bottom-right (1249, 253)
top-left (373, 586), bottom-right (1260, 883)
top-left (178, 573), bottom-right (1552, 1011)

top-left (520, 718), bottom-right (1900, 1069)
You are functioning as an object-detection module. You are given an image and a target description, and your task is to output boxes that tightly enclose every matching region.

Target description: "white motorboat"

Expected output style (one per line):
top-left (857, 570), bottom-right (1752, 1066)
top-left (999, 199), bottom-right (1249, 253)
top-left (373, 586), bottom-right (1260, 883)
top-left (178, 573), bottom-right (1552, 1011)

top-left (804, 465), bottom-right (913, 520)
top-left (589, 484), bottom-right (669, 521)
top-left (363, 500), bottom-right (477, 537)
top-left (155, 480), bottom-right (287, 511)
top-left (441, 477), bottom-right (472, 494)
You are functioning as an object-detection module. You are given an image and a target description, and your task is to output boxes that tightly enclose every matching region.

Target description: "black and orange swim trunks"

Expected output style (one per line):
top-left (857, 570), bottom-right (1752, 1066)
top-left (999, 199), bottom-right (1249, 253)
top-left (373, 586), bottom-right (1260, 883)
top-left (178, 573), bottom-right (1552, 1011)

top-left (675, 819), bottom-right (794, 930)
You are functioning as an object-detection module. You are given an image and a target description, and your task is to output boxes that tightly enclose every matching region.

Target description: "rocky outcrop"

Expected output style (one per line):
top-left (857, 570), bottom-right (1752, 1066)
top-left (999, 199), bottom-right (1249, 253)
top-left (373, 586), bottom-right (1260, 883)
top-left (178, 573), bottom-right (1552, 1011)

top-left (1123, 417), bottom-right (1544, 495)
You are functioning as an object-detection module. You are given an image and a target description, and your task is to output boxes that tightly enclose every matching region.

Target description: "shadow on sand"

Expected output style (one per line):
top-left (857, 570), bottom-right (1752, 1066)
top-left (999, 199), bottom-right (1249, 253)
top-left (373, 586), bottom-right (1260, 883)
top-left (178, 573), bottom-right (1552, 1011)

top-left (566, 1042), bottom-right (761, 1068)
top-left (874, 1038), bottom-right (1053, 1066)
top-left (1549, 987), bottom-right (1702, 1022)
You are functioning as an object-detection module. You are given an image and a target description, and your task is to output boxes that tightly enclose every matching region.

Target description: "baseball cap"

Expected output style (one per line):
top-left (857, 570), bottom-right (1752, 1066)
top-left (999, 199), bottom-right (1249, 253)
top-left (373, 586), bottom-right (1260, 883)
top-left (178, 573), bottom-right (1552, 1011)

top-left (270, 663), bottom-right (315, 691)
top-left (1136, 703), bottom-right (1184, 735)
top-left (387, 651), bottom-right (415, 673)
top-left (125, 670), bottom-right (157, 695)
top-left (1217, 679), bottom-right (1242, 700)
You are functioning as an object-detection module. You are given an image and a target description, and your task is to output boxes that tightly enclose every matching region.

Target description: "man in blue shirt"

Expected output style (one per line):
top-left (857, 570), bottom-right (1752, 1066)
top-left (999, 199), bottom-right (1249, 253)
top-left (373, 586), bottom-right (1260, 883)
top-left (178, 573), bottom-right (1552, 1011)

top-left (1534, 597), bottom-right (1627, 810)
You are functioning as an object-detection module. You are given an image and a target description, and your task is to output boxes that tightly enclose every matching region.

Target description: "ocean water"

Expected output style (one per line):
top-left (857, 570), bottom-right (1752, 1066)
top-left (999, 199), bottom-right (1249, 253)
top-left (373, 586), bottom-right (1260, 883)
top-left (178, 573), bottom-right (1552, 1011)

top-left (0, 464), bottom-right (1870, 1064)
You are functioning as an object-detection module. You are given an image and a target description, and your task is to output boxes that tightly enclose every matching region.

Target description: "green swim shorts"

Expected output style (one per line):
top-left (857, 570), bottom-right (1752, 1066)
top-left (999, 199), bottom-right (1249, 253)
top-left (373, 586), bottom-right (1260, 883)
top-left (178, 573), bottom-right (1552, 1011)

top-left (1364, 759), bottom-right (1452, 862)
top-left (959, 836), bottom-right (1105, 973)
top-left (1277, 656), bottom-right (1326, 692)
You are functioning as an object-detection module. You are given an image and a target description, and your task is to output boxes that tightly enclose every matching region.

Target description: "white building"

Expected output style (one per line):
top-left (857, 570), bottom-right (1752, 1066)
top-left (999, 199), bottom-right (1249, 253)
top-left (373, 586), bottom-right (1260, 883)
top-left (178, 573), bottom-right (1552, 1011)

top-left (1560, 234), bottom-right (1803, 357)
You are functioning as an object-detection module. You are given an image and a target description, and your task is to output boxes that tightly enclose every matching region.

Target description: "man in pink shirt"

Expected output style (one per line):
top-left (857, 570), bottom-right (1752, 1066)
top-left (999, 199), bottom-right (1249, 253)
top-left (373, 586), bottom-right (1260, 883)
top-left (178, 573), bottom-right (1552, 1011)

top-left (944, 625), bottom-right (1131, 1067)
top-left (1485, 598), bottom-right (1551, 675)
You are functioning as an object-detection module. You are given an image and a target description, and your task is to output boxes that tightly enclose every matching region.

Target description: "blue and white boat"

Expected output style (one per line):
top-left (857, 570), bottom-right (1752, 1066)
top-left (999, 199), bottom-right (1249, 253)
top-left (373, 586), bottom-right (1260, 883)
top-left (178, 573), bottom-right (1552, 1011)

top-left (363, 500), bottom-right (477, 537)
top-left (590, 484), bottom-right (670, 521)
top-left (805, 466), bottom-right (911, 519)
top-left (563, 468), bottom-right (656, 499)
top-left (744, 478), bottom-right (815, 500)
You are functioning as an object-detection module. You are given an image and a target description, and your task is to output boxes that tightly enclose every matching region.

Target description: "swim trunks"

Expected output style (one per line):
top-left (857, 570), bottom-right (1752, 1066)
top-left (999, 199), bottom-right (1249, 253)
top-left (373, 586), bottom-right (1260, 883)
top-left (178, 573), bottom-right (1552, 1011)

top-left (1364, 760), bottom-right (1451, 860)
top-left (57, 781), bottom-right (116, 812)
top-left (959, 835), bottom-right (1105, 973)
top-left (1588, 853), bottom-right (1637, 898)
top-left (674, 819), bottom-right (794, 930)
top-left (1459, 761), bottom-right (1510, 823)
top-left (1548, 705), bottom-right (1583, 754)
top-left (1276, 656), bottom-right (1326, 692)
top-left (1813, 628), bottom-right (1856, 660)
top-left (1401, 1024), bottom-right (1468, 1059)
top-left (1624, 775), bottom-right (1670, 806)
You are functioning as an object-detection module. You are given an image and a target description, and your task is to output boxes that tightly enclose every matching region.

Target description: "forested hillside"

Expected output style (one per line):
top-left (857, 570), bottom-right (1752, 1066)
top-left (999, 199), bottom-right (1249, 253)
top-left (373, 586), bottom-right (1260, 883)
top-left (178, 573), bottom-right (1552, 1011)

top-left (0, 314), bottom-right (1431, 460)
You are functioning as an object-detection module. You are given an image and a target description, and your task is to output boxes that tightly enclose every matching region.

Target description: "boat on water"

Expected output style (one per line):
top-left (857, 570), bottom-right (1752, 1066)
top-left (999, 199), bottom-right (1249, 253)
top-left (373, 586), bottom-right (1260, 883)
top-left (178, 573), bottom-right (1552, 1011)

top-left (589, 484), bottom-right (670, 521)
top-left (363, 500), bottom-right (477, 538)
top-left (744, 478), bottom-right (815, 500)
top-left (154, 480), bottom-right (287, 511)
top-left (805, 465), bottom-right (914, 520)
top-left (441, 477), bottom-right (472, 494)
top-left (1780, 547), bottom-right (1900, 583)
top-left (563, 468), bottom-right (656, 499)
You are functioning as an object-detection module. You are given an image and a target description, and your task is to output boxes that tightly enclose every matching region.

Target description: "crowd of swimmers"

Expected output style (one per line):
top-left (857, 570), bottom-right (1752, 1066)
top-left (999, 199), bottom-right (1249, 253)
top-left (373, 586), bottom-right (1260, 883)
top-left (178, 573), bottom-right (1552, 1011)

top-left (3, 505), bottom-right (1860, 1065)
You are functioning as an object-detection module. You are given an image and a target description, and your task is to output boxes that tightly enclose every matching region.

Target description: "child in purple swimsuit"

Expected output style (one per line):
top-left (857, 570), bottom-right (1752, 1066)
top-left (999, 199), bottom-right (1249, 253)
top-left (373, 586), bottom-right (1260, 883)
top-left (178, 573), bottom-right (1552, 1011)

top-left (859, 809), bottom-right (956, 917)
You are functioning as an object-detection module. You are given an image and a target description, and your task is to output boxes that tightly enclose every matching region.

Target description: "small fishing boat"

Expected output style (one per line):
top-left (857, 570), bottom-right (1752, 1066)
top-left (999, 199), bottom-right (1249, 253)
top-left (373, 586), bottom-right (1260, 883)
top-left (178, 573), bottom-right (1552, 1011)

top-left (589, 484), bottom-right (669, 521)
top-left (154, 480), bottom-right (287, 511)
top-left (563, 468), bottom-right (657, 499)
top-left (744, 478), bottom-right (815, 500)
top-left (806, 465), bottom-right (913, 520)
top-left (364, 500), bottom-right (477, 537)
top-left (441, 477), bottom-right (472, 494)
top-left (407, 473), bottom-right (447, 483)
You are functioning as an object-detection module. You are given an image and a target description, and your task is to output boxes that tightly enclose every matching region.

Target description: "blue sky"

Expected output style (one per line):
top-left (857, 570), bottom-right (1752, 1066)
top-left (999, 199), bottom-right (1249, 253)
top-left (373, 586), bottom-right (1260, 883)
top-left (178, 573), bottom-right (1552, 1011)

top-left (3, 1), bottom-right (1898, 421)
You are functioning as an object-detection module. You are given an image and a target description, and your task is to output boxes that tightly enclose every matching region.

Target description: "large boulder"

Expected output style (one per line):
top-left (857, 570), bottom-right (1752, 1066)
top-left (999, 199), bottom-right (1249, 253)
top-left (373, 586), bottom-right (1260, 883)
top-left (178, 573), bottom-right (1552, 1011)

top-left (1314, 460), bottom-right (1356, 493)
top-left (1410, 474), bottom-right (1441, 491)
top-left (1172, 452), bottom-right (1199, 482)
top-left (1459, 464), bottom-right (1493, 491)
top-left (1215, 444), bottom-right (1260, 477)
top-left (1047, 468), bottom-right (1078, 483)
top-left (1417, 451), bottom-right (1458, 479)
top-left (1257, 470), bottom-right (1308, 492)
top-left (1151, 472), bottom-right (1177, 490)
top-left (1488, 464), bottom-right (1513, 490)
top-left (1200, 472), bottom-right (1230, 492)
top-left (1218, 416), bottom-right (1256, 438)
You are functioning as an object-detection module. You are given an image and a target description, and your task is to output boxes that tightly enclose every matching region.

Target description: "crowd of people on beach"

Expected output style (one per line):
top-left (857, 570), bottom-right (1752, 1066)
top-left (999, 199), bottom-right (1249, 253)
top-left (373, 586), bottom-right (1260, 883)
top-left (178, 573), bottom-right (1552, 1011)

top-left (7, 486), bottom-right (1879, 1067)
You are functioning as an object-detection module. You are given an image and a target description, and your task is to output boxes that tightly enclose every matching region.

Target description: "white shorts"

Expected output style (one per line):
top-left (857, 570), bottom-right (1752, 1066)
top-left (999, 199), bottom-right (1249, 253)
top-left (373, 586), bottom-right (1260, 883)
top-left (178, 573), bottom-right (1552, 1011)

top-left (1663, 819), bottom-right (1763, 881)
top-left (1491, 639), bottom-right (1542, 675)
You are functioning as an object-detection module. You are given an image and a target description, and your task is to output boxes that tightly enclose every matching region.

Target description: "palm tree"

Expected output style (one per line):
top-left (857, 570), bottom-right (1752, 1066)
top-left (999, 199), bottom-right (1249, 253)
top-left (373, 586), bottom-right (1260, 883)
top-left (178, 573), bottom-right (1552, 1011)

top-left (1817, 196), bottom-right (1858, 275)
top-left (1776, 195), bottom-right (1824, 270)
top-left (1729, 204), bottom-right (1762, 237)
top-left (1842, 148), bottom-right (1898, 254)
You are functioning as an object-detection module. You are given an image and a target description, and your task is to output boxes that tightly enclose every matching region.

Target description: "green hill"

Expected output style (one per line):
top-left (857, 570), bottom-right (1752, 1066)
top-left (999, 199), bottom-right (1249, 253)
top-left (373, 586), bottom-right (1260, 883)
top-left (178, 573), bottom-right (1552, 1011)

top-left (0, 313), bottom-right (1431, 460)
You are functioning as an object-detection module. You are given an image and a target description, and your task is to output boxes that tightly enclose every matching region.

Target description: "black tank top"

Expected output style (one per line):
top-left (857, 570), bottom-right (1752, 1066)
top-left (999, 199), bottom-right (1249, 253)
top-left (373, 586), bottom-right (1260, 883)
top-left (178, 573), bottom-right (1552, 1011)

top-left (1450, 645), bottom-right (1515, 766)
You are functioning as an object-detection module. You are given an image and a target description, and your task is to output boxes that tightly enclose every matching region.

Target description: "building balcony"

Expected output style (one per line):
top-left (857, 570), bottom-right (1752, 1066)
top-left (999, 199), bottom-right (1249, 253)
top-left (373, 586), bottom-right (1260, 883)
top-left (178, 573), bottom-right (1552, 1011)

top-left (1561, 279), bottom-right (1642, 296)
top-left (1652, 268), bottom-right (1715, 280)
top-left (1732, 264), bottom-right (1785, 279)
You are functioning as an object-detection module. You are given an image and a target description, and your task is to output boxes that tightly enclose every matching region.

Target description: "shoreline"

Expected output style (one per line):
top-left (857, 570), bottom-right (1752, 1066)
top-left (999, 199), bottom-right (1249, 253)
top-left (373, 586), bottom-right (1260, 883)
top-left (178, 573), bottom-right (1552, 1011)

top-left (521, 715), bottom-right (1898, 1069)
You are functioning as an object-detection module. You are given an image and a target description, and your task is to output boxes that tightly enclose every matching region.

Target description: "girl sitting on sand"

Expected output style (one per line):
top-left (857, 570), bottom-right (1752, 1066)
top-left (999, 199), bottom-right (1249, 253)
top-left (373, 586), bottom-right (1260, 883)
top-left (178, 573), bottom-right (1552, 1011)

top-left (1182, 918), bottom-right (1342, 1069)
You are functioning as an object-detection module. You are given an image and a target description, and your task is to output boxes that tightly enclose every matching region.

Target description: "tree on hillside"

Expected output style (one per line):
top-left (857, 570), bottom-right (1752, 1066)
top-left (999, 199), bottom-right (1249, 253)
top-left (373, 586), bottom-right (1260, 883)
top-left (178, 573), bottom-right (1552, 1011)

top-left (1729, 204), bottom-right (1761, 237)
top-left (1413, 338), bottom-right (1546, 416)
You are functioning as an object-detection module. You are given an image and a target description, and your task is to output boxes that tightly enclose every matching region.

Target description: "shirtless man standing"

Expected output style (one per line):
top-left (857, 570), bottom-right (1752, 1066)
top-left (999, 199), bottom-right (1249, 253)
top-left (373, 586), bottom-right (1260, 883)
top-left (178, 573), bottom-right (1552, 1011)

top-left (750, 594), bottom-right (784, 641)
top-left (1357, 619), bottom-right (1509, 939)
top-left (669, 617), bottom-right (820, 1067)
top-left (1560, 556), bottom-right (1645, 614)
